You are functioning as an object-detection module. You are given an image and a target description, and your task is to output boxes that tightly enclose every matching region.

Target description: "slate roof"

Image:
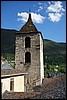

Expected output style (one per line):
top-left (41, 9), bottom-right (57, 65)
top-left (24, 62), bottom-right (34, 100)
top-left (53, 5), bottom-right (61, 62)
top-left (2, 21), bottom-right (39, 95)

top-left (17, 13), bottom-right (38, 33)
top-left (1, 69), bottom-right (27, 76)
top-left (1, 60), bottom-right (27, 76)
top-left (1, 60), bottom-right (14, 70)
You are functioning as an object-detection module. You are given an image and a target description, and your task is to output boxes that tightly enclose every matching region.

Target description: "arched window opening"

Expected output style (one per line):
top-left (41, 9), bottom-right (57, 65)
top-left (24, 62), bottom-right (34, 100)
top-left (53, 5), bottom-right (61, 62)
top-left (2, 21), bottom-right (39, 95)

top-left (25, 37), bottom-right (31, 48)
top-left (25, 52), bottom-right (31, 63)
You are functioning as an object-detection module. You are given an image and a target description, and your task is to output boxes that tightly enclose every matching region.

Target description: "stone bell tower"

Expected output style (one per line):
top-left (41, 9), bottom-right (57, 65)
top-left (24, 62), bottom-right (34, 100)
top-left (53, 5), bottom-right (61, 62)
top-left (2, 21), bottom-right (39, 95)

top-left (15, 13), bottom-right (44, 91)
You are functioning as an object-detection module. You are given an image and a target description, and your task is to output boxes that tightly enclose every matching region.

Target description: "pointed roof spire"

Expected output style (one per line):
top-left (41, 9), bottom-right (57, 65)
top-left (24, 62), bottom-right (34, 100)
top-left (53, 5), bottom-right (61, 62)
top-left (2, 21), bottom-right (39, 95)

top-left (19, 12), bottom-right (38, 33)
top-left (28, 13), bottom-right (31, 20)
top-left (28, 9), bottom-right (32, 20)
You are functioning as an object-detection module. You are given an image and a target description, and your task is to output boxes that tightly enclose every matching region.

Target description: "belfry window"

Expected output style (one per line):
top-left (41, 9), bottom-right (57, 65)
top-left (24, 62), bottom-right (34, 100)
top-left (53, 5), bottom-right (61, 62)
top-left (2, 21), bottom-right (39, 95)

top-left (25, 37), bottom-right (31, 48)
top-left (25, 52), bottom-right (31, 63)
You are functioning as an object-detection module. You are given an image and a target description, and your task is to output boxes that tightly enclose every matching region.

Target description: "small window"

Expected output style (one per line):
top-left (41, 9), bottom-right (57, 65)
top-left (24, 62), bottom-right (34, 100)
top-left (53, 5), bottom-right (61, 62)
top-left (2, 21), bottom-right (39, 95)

top-left (25, 52), bottom-right (31, 63)
top-left (10, 78), bottom-right (14, 91)
top-left (25, 37), bottom-right (31, 48)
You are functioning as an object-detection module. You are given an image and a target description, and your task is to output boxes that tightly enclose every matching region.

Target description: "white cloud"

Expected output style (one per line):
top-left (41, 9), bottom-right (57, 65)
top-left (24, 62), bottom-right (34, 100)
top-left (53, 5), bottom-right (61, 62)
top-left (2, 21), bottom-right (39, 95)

top-left (17, 12), bottom-right (28, 22)
top-left (37, 2), bottom-right (45, 12)
top-left (31, 12), bottom-right (45, 23)
top-left (48, 1), bottom-right (51, 5)
top-left (48, 13), bottom-right (62, 22)
top-left (17, 12), bottom-right (45, 24)
top-left (37, 6), bottom-right (43, 12)
top-left (47, 1), bottom-right (65, 13)
top-left (17, 1), bottom-right (65, 24)
top-left (46, 1), bottom-right (65, 22)
top-left (38, 2), bottom-right (42, 5)
top-left (44, 3), bottom-right (48, 9)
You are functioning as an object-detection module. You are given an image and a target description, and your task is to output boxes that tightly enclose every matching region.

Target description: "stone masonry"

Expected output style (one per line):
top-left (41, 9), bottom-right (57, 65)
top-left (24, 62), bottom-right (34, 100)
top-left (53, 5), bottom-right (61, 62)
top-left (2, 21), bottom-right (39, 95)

top-left (15, 13), bottom-right (44, 91)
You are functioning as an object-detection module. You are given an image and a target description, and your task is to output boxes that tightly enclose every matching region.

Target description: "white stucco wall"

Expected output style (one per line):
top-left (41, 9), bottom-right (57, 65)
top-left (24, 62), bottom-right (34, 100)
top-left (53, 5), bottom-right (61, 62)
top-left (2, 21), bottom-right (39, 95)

top-left (1, 75), bottom-right (24, 94)
top-left (1, 78), bottom-right (10, 94)
top-left (14, 76), bottom-right (24, 92)
top-left (40, 34), bottom-right (44, 83)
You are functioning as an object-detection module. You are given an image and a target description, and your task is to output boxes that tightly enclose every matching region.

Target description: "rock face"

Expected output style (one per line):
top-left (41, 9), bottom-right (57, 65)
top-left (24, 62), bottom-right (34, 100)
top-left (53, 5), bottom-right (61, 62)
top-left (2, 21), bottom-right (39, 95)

top-left (15, 13), bottom-right (44, 91)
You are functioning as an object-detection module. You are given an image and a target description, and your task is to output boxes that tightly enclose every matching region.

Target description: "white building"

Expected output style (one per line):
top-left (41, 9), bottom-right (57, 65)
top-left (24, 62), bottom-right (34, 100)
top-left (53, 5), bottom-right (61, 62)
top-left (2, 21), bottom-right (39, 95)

top-left (1, 69), bottom-right (27, 94)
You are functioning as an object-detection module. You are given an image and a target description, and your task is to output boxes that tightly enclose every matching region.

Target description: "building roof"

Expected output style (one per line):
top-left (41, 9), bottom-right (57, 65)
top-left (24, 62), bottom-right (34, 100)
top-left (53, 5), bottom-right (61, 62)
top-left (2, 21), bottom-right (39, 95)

top-left (1, 60), bottom-right (14, 70)
top-left (1, 69), bottom-right (27, 76)
top-left (17, 13), bottom-right (38, 34)
top-left (1, 59), bottom-right (27, 77)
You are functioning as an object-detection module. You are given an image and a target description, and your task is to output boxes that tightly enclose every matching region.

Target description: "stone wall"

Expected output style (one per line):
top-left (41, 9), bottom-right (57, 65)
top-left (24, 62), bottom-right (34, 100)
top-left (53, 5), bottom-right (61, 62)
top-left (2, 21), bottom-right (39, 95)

top-left (15, 32), bottom-right (44, 91)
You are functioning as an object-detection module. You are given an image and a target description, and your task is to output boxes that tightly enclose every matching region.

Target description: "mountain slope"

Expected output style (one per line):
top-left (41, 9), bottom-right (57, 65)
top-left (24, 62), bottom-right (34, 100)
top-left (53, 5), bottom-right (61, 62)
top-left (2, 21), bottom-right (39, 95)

top-left (1, 29), bottom-right (66, 65)
top-left (1, 29), bottom-right (18, 54)
top-left (43, 39), bottom-right (66, 65)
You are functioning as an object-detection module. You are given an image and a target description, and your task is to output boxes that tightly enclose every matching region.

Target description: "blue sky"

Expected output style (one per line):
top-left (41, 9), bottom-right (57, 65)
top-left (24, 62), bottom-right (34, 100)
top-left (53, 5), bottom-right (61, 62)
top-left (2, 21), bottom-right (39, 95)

top-left (1, 1), bottom-right (66, 42)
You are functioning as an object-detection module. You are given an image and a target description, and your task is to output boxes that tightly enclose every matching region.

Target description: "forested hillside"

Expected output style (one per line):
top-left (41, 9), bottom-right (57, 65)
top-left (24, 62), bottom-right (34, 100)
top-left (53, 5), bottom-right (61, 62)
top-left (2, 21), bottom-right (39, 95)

top-left (1, 29), bottom-right (66, 65)
top-left (1, 29), bottom-right (17, 54)
top-left (43, 39), bottom-right (66, 65)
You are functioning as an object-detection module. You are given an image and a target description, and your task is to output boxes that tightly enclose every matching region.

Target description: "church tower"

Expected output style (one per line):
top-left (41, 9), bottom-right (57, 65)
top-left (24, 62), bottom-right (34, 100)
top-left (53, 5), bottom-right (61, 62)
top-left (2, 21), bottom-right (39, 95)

top-left (15, 13), bottom-right (44, 91)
